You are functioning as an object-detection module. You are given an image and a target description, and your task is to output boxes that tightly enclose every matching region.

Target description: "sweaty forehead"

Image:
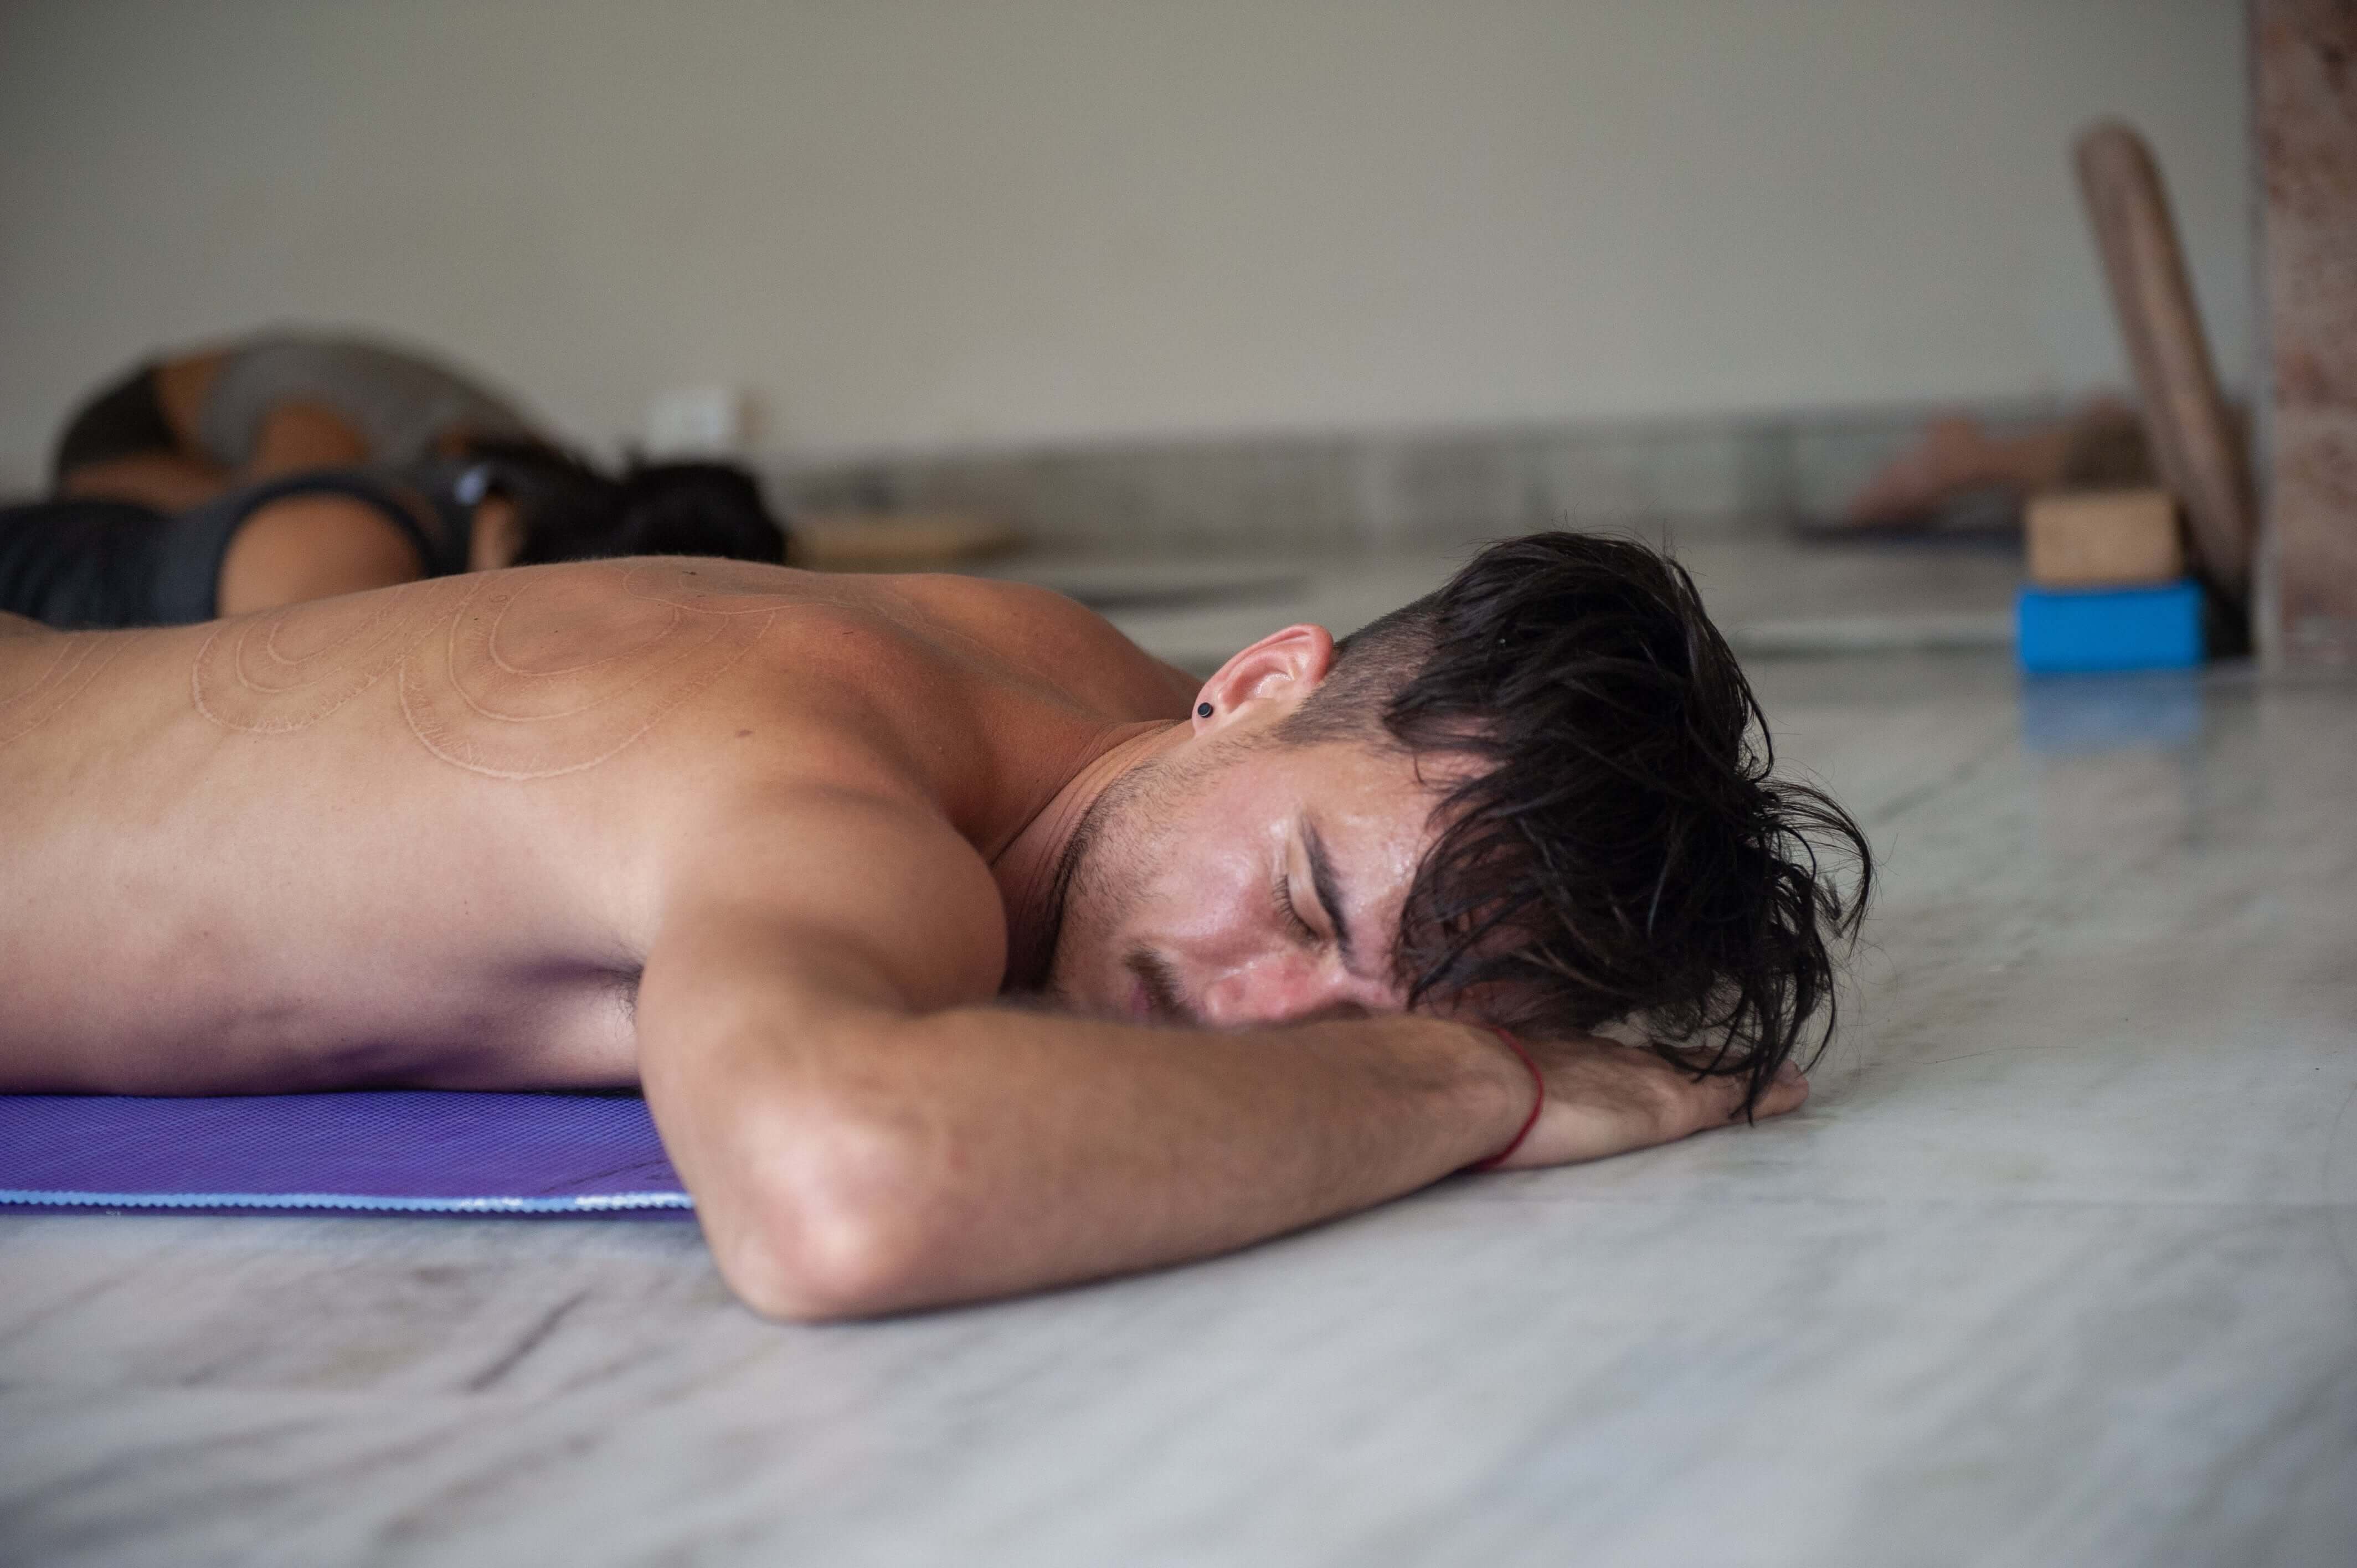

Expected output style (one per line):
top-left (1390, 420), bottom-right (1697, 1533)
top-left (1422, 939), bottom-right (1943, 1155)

top-left (1282, 740), bottom-right (1468, 907)
top-left (1286, 736), bottom-right (1478, 819)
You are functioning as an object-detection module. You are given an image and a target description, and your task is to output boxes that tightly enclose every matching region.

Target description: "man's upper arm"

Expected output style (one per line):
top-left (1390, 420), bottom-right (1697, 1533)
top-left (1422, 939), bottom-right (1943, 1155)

top-left (638, 787), bottom-right (1007, 1044)
top-left (631, 788), bottom-right (1008, 1303)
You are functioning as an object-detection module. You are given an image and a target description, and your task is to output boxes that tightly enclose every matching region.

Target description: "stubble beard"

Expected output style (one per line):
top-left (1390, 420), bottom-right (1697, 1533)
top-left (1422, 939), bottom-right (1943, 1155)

top-left (1037, 732), bottom-right (1262, 1021)
top-left (1035, 752), bottom-right (1164, 1015)
top-left (1040, 740), bottom-right (1234, 1020)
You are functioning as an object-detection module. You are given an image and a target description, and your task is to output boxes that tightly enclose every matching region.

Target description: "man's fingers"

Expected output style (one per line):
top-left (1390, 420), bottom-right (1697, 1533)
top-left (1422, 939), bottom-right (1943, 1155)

top-left (1504, 1038), bottom-right (1811, 1169)
top-left (1746, 1062), bottom-right (1810, 1120)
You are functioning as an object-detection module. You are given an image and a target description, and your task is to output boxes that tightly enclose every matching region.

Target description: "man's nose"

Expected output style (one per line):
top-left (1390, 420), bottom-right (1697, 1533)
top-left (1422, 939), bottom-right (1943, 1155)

top-left (1196, 953), bottom-right (1387, 1028)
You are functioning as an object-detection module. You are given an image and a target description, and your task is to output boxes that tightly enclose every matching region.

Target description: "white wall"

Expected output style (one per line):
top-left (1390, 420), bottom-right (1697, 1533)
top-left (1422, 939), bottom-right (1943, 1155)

top-left (0, 0), bottom-right (2250, 484)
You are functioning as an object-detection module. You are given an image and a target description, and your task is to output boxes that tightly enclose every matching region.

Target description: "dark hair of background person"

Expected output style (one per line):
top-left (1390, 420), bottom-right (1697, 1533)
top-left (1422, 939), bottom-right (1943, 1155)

top-left (1279, 532), bottom-right (1872, 1114)
top-left (460, 439), bottom-right (788, 567)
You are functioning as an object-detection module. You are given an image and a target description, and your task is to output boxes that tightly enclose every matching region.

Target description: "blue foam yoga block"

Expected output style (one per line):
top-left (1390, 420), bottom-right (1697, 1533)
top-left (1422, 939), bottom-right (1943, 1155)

top-left (2016, 580), bottom-right (2204, 674)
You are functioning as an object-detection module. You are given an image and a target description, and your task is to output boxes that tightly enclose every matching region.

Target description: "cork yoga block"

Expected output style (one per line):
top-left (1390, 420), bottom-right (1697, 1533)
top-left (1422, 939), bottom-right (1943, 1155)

top-left (2025, 488), bottom-right (2186, 587)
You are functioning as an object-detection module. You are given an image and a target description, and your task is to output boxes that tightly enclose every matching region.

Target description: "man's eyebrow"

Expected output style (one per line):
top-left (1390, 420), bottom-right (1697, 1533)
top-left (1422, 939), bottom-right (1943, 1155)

top-left (1302, 818), bottom-right (1361, 970)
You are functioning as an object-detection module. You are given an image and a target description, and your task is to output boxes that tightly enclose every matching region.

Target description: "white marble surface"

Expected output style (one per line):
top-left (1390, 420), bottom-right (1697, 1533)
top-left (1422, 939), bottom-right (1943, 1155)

top-left (4, 558), bottom-right (2354, 1566)
top-left (988, 524), bottom-right (2024, 670)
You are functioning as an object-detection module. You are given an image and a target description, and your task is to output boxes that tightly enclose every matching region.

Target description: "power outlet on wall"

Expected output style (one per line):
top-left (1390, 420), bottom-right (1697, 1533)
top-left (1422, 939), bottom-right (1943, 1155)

top-left (644, 386), bottom-right (748, 458)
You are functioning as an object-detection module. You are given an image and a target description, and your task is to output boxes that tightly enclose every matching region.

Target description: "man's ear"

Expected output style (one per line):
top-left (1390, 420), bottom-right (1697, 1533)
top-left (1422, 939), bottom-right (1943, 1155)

top-left (1192, 624), bottom-right (1336, 735)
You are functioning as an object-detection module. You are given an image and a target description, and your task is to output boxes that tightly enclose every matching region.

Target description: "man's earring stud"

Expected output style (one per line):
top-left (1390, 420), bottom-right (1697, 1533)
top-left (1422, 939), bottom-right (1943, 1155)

top-left (1196, 703), bottom-right (1214, 718)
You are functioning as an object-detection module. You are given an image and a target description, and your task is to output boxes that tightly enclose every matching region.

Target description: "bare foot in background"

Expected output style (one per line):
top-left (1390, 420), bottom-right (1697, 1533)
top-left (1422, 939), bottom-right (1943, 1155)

top-left (1840, 399), bottom-right (2150, 526)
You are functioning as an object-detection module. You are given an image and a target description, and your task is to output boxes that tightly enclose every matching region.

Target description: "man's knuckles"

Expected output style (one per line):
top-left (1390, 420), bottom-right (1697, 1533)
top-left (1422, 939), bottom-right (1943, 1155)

top-left (1754, 1067), bottom-right (1811, 1119)
top-left (1529, 1036), bottom-right (1811, 1144)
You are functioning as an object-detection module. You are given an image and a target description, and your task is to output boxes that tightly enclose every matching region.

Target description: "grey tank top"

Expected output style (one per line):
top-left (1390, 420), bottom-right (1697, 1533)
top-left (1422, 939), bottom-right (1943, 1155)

top-left (199, 332), bottom-right (533, 471)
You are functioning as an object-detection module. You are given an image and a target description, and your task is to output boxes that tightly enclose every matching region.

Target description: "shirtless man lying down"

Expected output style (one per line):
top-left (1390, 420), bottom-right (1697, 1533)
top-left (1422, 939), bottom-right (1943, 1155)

top-left (0, 532), bottom-right (1868, 1319)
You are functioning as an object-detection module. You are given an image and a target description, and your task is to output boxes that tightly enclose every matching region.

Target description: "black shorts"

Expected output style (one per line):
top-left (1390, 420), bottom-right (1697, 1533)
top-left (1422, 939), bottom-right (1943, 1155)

top-left (0, 471), bottom-right (449, 630)
top-left (50, 363), bottom-right (177, 483)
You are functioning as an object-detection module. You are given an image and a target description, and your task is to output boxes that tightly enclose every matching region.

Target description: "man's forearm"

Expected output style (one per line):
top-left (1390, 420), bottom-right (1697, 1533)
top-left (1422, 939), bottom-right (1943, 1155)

top-left (647, 1002), bottom-right (1530, 1321)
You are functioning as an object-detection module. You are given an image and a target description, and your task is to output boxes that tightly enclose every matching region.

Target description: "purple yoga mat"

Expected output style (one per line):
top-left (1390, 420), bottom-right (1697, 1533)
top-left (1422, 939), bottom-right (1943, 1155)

top-left (0, 1091), bottom-right (691, 1215)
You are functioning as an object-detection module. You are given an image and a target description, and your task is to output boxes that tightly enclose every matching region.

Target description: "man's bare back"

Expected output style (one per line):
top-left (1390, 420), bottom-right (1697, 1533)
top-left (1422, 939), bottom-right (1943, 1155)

top-left (2, 538), bottom-right (1861, 1318)
top-left (0, 559), bottom-right (1189, 1095)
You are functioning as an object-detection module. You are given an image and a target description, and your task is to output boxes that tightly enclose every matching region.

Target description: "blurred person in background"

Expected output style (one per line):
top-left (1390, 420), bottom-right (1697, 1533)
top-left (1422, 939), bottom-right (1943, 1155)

top-left (1838, 398), bottom-right (2160, 529)
top-left (4, 331), bottom-right (788, 627)
top-left (50, 328), bottom-right (539, 513)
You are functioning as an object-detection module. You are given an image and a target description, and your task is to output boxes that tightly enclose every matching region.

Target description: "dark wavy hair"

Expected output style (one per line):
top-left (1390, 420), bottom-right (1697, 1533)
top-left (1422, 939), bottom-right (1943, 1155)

top-left (460, 440), bottom-right (788, 566)
top-left (1281, 532), bottom-right (1871, 1113)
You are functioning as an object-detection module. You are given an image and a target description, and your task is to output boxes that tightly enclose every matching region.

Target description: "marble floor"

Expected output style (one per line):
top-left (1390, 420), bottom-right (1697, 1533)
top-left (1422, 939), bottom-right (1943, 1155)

top-left (3, 550), bottom-right (2353, 1566)
top-left (991, 522), bottom-right (2024, 670)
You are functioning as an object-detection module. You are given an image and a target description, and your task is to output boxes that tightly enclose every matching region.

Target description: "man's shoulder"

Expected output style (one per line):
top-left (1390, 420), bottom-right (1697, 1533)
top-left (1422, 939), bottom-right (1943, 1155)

top-left (493, 558), bottom-right (1166, 690)
top-left (436, 559), bottom-right (1182, 807)
top-left (877, 572), bottom-right (1195, 718)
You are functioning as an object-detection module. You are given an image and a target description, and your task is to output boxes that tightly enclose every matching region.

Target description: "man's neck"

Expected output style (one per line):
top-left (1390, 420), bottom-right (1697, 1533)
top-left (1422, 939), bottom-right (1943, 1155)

top-left (989, 719), bottom-right (1183, 992)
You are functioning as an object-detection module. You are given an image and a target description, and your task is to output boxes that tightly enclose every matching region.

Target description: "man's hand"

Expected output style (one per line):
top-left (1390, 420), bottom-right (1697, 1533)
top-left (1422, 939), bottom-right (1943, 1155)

top-left (1485, 1032), bottom-right (1810, 1171)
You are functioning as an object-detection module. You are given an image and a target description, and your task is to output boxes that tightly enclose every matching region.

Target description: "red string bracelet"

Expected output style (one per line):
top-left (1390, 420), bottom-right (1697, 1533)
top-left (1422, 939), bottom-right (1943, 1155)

top-left (1468, 1025), bottom-right (1544, 1172)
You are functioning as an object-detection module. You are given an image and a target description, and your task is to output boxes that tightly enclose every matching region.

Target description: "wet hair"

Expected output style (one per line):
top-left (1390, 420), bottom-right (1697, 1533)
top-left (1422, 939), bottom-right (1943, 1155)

top-left (1279, 532), bottom-right (1871, 1113)
top-left (460, 439), bottom-right (788, 566)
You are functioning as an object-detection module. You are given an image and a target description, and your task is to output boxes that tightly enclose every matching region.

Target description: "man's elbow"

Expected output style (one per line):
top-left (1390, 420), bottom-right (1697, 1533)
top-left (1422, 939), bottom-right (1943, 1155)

top-left (705, 1120), bottom-right (946, 1323)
